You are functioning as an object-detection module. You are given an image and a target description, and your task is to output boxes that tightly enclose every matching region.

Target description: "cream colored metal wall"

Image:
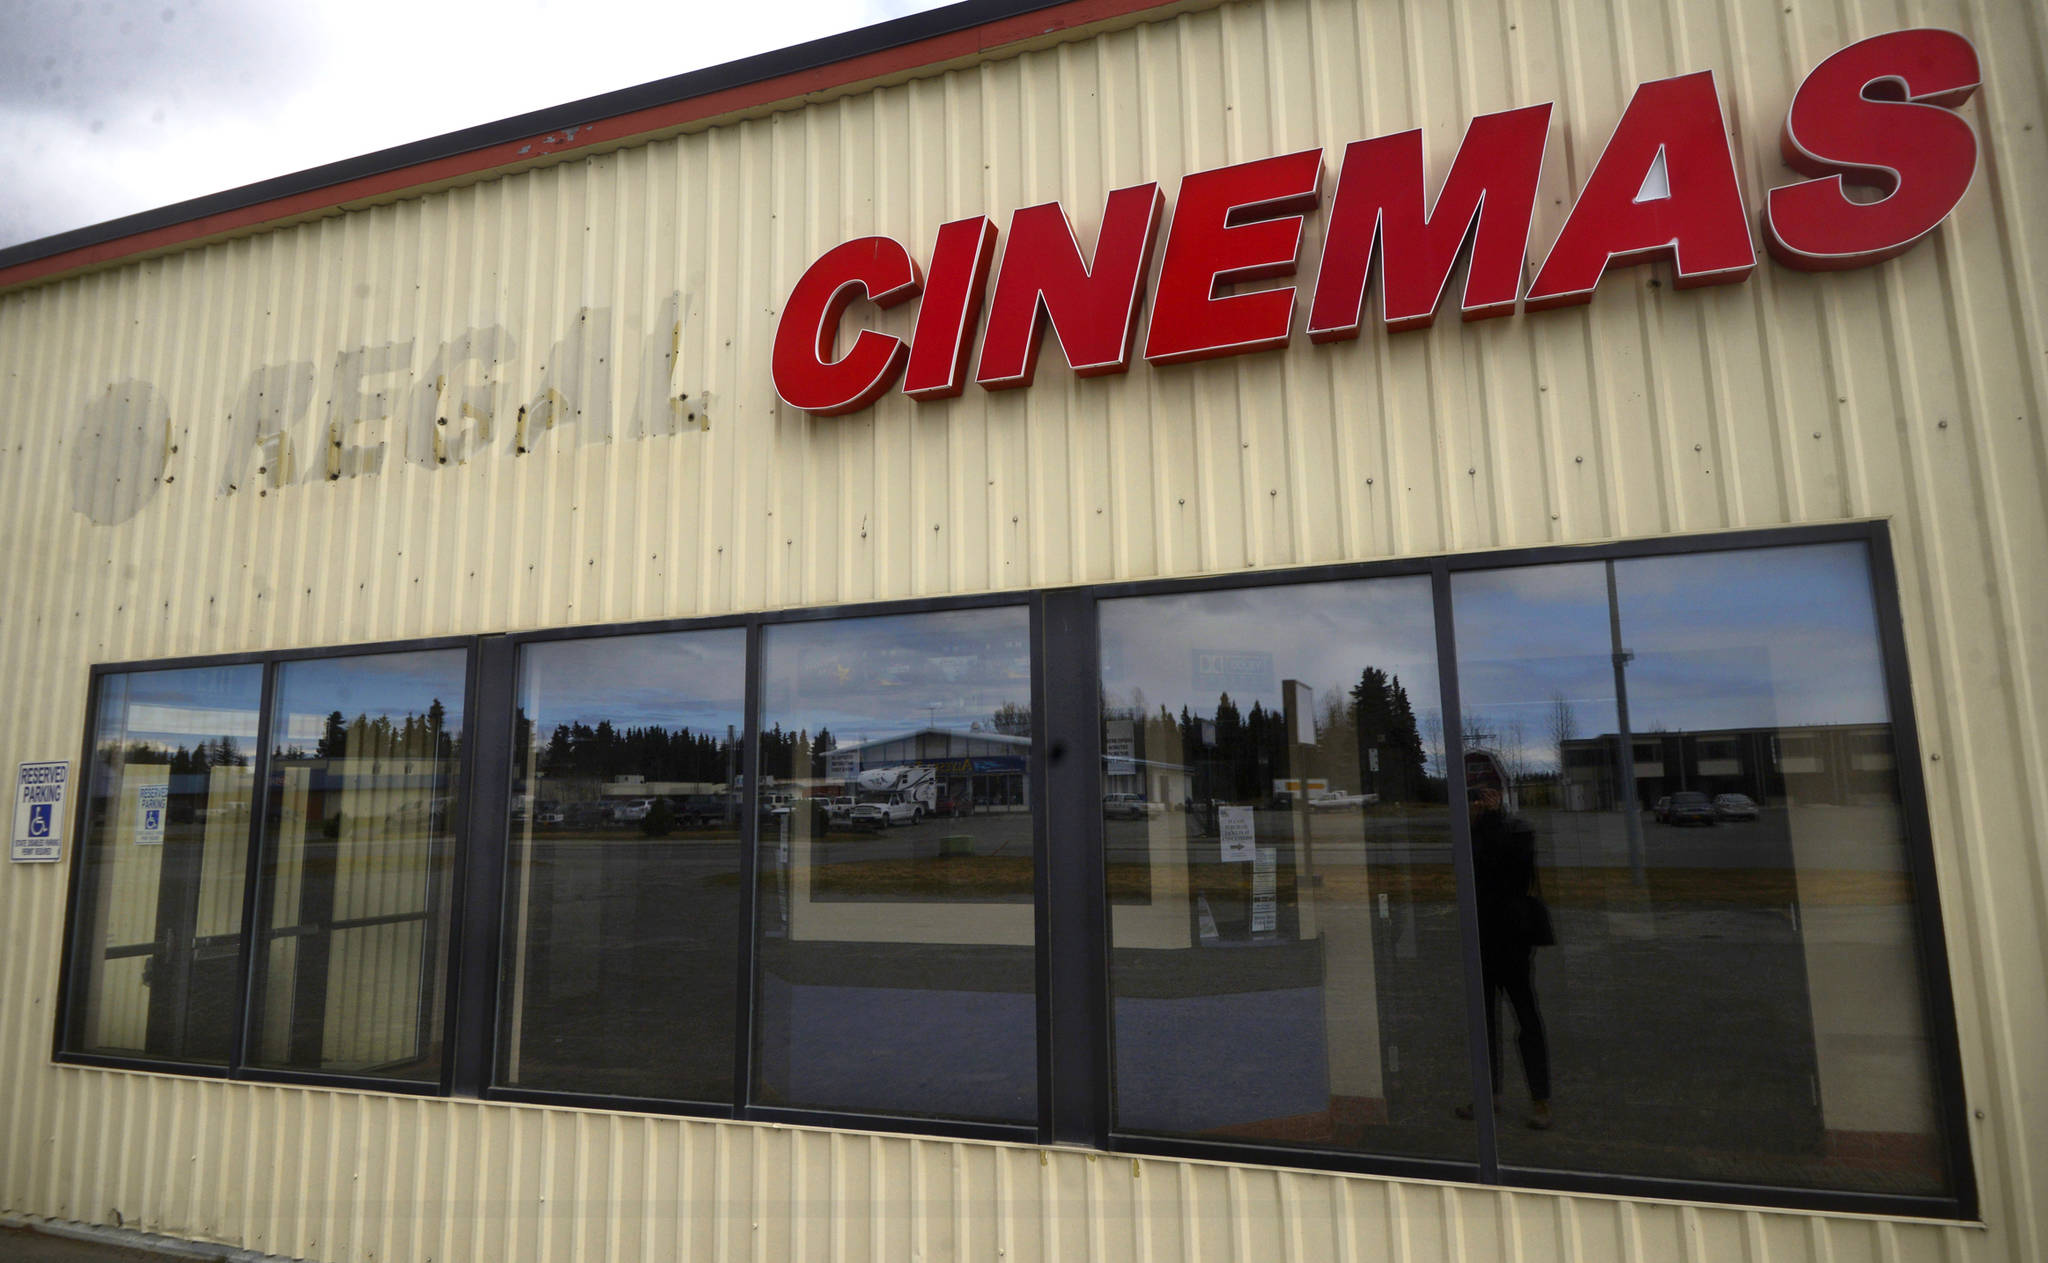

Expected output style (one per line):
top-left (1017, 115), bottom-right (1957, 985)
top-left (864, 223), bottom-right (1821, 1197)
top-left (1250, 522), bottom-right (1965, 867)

top-left (2, 0), bottom-right (2044, 1257)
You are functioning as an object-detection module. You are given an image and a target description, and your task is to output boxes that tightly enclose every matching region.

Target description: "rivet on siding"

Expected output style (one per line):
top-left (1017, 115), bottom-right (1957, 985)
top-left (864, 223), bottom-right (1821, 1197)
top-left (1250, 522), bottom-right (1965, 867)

top-left (1693, 444), bottom-right (1702, 452)
top-left (1930, 753), bottom-right (1940, 761)
top-left (1938, 419), bottom-right (1949, 429)
top-left (1574, 456), bottom-right (1583, 464)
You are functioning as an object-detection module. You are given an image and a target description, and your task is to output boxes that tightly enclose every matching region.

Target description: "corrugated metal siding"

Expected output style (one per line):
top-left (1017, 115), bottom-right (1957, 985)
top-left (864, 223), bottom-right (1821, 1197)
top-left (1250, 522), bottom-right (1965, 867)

top-left (1, 0), bottom-right (2043, 1257)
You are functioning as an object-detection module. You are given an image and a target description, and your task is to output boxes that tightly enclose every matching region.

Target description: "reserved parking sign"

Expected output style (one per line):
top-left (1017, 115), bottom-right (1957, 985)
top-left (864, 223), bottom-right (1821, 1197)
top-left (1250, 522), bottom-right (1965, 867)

top-left (12, 761), bottom-right (69, 863)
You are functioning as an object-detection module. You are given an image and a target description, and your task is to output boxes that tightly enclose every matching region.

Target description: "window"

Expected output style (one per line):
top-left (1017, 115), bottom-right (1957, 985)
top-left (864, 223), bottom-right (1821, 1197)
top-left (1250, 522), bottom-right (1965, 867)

top-left (60, 664), bottom-right (263, 1064)
top-left (1098, 576), bottom-right (1473, 1166)
top-left (1450, 543), bottom-right (1955, 1195)
top-left (55, 526), bottom-right (1970, 1216)
top-left (495, 629), bottom-right (745, 1102)
top-left (245, 650), bottom-right (469, 1081)
top-left (58, 642), bottom-right (472, 1089)
top-left (751, 605), bottom-right (1037, 1126)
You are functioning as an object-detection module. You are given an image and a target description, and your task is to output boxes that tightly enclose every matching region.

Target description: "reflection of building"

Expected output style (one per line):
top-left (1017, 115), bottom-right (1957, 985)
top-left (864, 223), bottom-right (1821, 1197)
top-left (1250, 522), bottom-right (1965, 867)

top-left (823, 727), bottom-right (1033, 807)
top-left (1560, 723), bottom-right (1897, 810)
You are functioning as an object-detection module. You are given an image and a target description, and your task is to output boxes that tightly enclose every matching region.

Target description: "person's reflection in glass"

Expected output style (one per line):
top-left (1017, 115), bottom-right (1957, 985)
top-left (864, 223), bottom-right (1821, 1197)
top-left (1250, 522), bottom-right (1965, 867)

top-left (1458, 753), bottom-right (1555, 1130)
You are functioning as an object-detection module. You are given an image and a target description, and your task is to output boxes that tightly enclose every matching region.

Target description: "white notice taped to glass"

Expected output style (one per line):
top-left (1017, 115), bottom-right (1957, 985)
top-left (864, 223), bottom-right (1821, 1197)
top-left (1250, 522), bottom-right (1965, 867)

top-left (136, 783), bottom-right (168, 845)
top-left (12, 761), bottom-right (69, 862)
top-left (1105, 720), bottom-right (1135, 777)
top-left (1251, 846), bottom-right (1278, 933)
top-left (1218, 804), bottom-right (1254, 862)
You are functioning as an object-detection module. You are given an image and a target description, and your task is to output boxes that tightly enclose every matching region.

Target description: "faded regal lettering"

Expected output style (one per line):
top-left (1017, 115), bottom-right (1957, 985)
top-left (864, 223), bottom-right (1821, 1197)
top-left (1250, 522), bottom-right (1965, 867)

top-left (70, 292), bottom-right (691, 524)
top-left (408, 325), bottom-right (515, 468)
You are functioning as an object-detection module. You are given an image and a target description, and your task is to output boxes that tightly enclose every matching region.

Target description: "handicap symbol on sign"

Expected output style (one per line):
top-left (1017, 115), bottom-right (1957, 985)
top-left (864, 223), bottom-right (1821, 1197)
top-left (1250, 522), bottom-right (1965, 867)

top-left (144, 808), bottom-right (161, 830)
top-left (28, 803), bottom-right (52, 837)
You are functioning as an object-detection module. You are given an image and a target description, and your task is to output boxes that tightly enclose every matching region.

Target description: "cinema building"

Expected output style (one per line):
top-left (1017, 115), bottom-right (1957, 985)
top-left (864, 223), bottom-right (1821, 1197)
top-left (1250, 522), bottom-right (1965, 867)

top-left (1, 0), bottom-right (2043, 1259)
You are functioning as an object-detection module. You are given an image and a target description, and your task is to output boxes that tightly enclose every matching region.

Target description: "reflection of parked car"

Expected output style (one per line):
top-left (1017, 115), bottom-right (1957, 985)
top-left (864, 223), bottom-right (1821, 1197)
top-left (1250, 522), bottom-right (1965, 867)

top-left (1308, 789), bottom-right (1372, 811)
top-left (676, 794), bottom-right (727, 828)
top-left (851, 796), bottom-right (923, 828)
top-left (1662, 791), bottom-right (1716, 826)
top-left (824, 796), bottom-right (857, 823)
top-left (1713, 793), bottom-right (1758, 821)
top-left (1102, 792), bottom-right (1158, 819)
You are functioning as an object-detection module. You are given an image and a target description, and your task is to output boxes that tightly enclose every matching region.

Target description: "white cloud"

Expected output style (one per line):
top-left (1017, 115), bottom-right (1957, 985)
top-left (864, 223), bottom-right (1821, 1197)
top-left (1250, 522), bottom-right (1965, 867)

top-left (1, 0), bottom-right (951, 249)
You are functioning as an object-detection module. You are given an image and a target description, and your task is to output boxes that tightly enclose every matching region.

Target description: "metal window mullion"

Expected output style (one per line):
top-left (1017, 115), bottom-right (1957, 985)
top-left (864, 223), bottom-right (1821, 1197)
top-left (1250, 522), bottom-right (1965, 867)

top-left (1037, 589), bottom-right (1108, 1148)
top-left (448, 635), bottom-right (515, 1097)
top-left (1432, 560), bottom-right (1499, 1183)
top-left (733, 617), bottom-right (765, 1115)
top-left (229, 658), bottom-right (281, 1075)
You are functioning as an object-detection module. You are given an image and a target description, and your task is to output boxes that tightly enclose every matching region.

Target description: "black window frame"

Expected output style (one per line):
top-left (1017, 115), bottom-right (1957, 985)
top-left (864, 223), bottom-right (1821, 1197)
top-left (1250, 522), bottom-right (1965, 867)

top-left (53, 634), bottom-right (482, 1097)
top-left (49, 521), bottom-right (1977, 1220)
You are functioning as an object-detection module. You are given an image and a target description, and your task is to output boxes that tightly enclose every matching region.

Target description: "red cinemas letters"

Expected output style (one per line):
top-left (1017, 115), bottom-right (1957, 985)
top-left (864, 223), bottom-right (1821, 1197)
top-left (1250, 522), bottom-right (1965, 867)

top-left (771, 28), bottom-right (1982, 416)
top-left (1763, 29), bottom-right (1982, 270)
top-left (1523, 71), bottom-right (1756, 309)
top-left (1143, 149), bottom-right (1323, 365)
top-left (973, 183), bottom-right (1165, 390)
top-left (771, 237), bottom-right (922, 416)
top-left (1309, 104), bottom-right (1551, 337)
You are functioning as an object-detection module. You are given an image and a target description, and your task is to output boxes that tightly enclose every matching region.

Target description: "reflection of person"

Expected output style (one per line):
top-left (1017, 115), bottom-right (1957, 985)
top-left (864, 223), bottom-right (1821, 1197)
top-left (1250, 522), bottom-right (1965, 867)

top-left (1464, 784), bottom-right (1555, 1129)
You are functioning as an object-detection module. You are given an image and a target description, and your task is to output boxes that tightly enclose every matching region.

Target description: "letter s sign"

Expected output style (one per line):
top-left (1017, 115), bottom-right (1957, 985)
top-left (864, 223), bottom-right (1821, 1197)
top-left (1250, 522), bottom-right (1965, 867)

top-left (1764, 28), bottom-right (1981, 270)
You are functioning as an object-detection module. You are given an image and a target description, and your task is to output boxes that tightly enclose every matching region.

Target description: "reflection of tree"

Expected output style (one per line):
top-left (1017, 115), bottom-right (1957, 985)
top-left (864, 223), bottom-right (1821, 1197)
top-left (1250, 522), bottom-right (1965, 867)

top-left (1349, 667), bottom-right (1430, 801)
top-left (1125, 668), bottom-right (1434, 804)
top-left (113, 736), bottom-right (251, 772)
top-left (1421, 711), bottom-right (1445, 781)
top-left (536, 718), bottom-right (731, 782)
top-left (986, 702), bottom-right (1032, 738)
top-left (1547, 691), bottom-right (1578, 777)
top-left (302, 701), bottom-right (457, 763)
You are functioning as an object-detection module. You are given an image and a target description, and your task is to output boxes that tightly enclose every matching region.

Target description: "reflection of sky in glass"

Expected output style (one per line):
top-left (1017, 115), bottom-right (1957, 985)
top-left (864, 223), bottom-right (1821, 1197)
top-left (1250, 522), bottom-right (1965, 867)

top-left (1454, 544), bottom-right (1889, 770)
top-left (520, 629), bottom-right (746, 735)
top-left (1452, 563), bottom-right (1619, 758)
top-left (761, 606), bottom-right (1031, 740)
top-left (274, 650), bottom-right (469, 743)
top-left (96, 664), bottom-right (264, 748)
top-left (1100, 576), bottom-right (1442, 721)
top-left (1616, 543), bottom-right (1887, 731)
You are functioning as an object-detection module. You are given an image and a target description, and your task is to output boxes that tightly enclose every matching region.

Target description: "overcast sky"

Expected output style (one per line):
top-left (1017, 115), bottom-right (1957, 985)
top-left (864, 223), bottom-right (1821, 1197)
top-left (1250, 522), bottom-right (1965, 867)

top-left (0, 0), bottom-right (953, 251)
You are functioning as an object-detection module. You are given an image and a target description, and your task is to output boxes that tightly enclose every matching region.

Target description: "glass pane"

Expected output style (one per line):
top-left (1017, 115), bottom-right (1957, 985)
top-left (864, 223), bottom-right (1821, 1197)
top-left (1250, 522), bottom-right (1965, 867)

top-left (247, 650), bottom-right (467, 1081)
top-left (1451, 543), bottom-right (1954, 1195)
top-left (1099, 577), bottom-right (1473, 1164)
top-left (497, 629), bottom-right (746, 1101)
top-left (753, 606), bottom-right (1036, 1124)
top-left (63, 665), bottom-right (263, 1062)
